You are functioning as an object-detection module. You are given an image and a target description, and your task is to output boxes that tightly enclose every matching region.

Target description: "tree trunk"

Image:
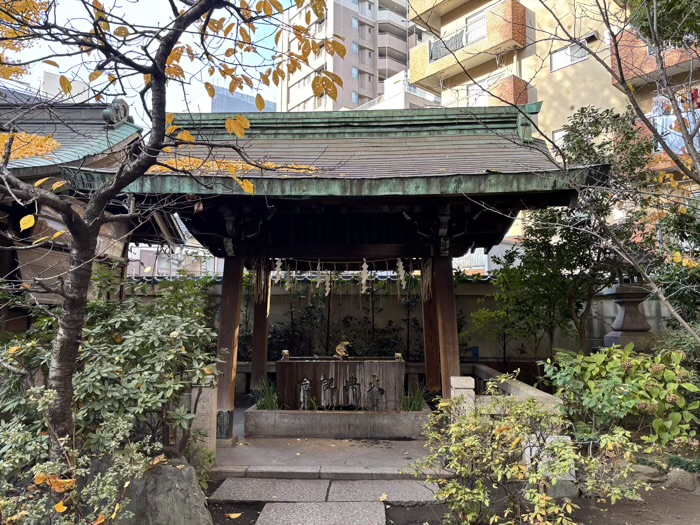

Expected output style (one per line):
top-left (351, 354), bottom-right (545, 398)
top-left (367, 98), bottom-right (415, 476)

top-left (577, 322), bottom-right (588, 354)
top-left (46, 240), bottom-right (97, 457)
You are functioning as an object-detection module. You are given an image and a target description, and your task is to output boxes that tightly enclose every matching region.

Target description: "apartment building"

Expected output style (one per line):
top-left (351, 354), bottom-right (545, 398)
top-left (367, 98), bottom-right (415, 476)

top-left (276, 0), bottom-right (423, 111)
top-left (408, 0), bottom-right (631, 140)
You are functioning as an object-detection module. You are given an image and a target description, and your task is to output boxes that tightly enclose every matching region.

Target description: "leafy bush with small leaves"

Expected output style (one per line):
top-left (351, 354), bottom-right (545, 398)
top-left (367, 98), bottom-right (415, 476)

top-left (543, 344), bottom-right (700, 444)
top-left (0, 275), bottom-right (219, 523)
top-left (417, 377), bottom-right (645, 525)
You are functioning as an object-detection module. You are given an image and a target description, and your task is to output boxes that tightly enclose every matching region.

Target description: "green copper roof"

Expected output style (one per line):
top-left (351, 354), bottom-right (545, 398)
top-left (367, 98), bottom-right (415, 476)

top-left (66, 103), bottom-right (598, 198)
top-left (1, 103), bottom-right (141, 178)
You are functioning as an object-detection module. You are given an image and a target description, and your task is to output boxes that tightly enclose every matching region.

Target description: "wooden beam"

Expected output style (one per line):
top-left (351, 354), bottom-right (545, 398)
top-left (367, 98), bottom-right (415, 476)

top-left (422, 261), bottom-right (441, 393)
top-left (250, 260), bottom-right (272, 389)
top-left (432, 256), bottom-right (460, 398)
top-left (234, 243), bottom-right (433, 259)
top-left (215, 256), bottom-right (244, 440)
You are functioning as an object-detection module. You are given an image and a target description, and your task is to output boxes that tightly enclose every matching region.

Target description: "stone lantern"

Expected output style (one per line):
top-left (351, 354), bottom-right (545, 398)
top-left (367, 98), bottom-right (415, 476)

top-left (603, 276), bottom-right (653, 351)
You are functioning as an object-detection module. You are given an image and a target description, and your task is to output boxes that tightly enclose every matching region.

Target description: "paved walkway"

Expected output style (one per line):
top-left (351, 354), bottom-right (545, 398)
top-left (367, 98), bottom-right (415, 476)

top-left (210, 478), bottom-right (440, 525)
top-left (210, 404), bottom-right (442, 524)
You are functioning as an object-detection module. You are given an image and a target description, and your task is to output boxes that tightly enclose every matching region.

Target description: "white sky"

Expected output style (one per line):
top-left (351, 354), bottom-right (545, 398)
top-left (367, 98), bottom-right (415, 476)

top-left (13, 0), bottom-right (280, 124)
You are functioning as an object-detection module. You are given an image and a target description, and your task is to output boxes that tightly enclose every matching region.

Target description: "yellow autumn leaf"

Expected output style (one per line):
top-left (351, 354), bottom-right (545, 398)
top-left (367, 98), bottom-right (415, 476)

top-left (144, 266), bottom-right (153, 273)
top-left (225, 513), bottom-right (243, 519)
top-left (166, 113), bottom-right (176, 125)
top-left (238, 178), bottom-right (254, 196)
top-left (52, 231), bottom-right (66, 240)
top-left (255, 94), bottom-right (265, 111)
top-left (203, 366), bottom-right (215, 375)
top-left (35, 473), bottom-right (48, 486)
top-left (225, 118), bottom-right (245, 138)
top-left (110, 503), bottom-right (121, 520)
top-left (55, 501), bottom-right (68, 513)
top-left (32, 236), bottom-right (50, 245)
top-left (240, 26), bottom-right (251, 44)
top-left (235, 115), bottom-right (251, 129)
top-left (378, 493), bottom-right (388, 502)
top-left (48, 478), bottom-right (77, 493)
top-left (59, 75), bottom-right (72, 95)
top-left (51, 180), bottom-right (67, 191)
top-left (19, 215), bottom-right (35, 232)
top-left (679, 206), bottom-right (688, 215)
top-left (89, 70), bottom-right (103, 82)
top-left (510, 436), bottom-right (522, 449)
top-left (177, 130), bottom-right (195, 143)
top-left (93, 515), bottom-right (107, 525)
top-left (8, 346), bottom-right (21, 355)
top-left (146, 455), bottom-right (168, 470)
top-left (0, 132), bottom-right (61, 161)
top-left (205, 82), bottom-right (216, 99)
top-left (43, 60), bottom-right (59, 68)
top-left (114, 26), bottom-right (130, 37)
top-left (144, 73), bottom-right (152, 85)
top-left (34, 177), bottom-right (50, 187)
top-left (673, 251), bottom-right (683, 263)
top-left (166, 125), bottom-right (180, 135)
top-left (269, 0), bottom-right (284, 12)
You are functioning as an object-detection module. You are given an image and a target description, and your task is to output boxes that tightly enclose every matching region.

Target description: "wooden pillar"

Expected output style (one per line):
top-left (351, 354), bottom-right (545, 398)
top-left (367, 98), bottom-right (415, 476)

top-left (250, 260), bottom-right (272, 389)
top-left (432, 256), bottom-right (460, 398)
top-left (216, 256), bottom-right (244, 440)
top-left (421, 260), bottom-right (441, 393)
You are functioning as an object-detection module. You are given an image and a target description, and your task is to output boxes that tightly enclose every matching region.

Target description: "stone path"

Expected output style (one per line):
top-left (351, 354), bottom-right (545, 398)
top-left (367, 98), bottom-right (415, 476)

top-left (210, 478), bottom-right (440, 525)
top-left (256, 502), bottom-right (386, 525)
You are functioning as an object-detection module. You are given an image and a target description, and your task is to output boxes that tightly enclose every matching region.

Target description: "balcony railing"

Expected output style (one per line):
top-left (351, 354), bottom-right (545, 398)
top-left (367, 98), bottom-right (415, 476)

top-left (429, 11), bottom-right (487, 62)
top-left (409, 0), bottom-right (525, 94)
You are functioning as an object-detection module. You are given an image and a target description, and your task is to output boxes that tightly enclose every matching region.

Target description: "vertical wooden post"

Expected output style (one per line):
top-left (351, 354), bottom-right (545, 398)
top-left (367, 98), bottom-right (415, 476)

top-left (432, 256), bottom-right (460, 398)
top-left (421, 261), bottom-right (441, 393)
top-left (250, 260), bottom-right (272, 389)
top-left (216, 256), bottom-right (244, 440)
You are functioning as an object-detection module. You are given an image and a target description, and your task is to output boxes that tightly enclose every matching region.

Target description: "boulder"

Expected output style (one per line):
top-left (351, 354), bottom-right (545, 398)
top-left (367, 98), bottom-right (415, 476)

top-left (664, 468), bottom-right (697, 492)
top-left (630, 464), bottom-right (666, 483)
top-left (118, 459), bottom-right (213, 525)
top-left (548, 480), bottom-right (579, 500)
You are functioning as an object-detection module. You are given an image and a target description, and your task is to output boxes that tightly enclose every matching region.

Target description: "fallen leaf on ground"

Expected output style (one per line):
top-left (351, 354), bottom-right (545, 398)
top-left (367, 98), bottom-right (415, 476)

top-left (224, 513), bottom-right (242, 519)
top-left (379, 493), bottom-right (388, 502)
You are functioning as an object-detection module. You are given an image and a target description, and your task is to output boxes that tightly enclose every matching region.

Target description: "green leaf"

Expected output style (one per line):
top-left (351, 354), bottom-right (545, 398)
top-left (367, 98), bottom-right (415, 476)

top-left (681, 383), bottom-right (700, 393)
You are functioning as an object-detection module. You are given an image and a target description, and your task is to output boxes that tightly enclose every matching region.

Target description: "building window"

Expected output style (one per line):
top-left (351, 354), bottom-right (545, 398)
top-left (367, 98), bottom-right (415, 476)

top-left (352, 91), bottom-right (359, 104)
top-left (465, 12), bottom-right (487, 45)
top-left (352, 0), bottom-right (358, 5)
top-left (551, 42), bottom-right (588, 71)
top-left (352, 17), bottom-right (359, 30)
top-left (352, 66), bottom-right (359, 79)
top-left (352, 42), bottom-right (359, 55)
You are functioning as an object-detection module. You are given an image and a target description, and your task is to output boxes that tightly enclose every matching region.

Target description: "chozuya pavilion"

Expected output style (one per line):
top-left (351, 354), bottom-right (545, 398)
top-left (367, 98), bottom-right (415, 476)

top-left (66, 103), bottom-right (602, 441)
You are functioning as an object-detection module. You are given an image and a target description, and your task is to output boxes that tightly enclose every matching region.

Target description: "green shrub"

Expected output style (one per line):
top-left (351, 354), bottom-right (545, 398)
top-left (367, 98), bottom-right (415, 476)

top-left (667, 455), bottom-right (700, 473)
top-left (0, 275), bottom-right (219, 523)
top-left (542, 344), bottom-right (700, 444)
top-left (418, 376), bottom-right (645, 525)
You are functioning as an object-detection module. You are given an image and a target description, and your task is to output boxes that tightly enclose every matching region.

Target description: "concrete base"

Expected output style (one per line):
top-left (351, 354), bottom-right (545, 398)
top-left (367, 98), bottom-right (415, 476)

top-left (244, 405), bottom-right (430, 439)
top-left (604, 331), bottom-right (653, 351)
top-left (216, 436), bottom-right (239, 448)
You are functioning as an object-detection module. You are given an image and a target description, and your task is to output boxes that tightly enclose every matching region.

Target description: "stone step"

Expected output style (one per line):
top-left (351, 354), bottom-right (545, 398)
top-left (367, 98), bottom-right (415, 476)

top-left (209, 478), bottom-right (439, 506)
top-left (256, 502), bottom-right (386, 525)
top-left (210, 465), bottom-right (453, 481)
